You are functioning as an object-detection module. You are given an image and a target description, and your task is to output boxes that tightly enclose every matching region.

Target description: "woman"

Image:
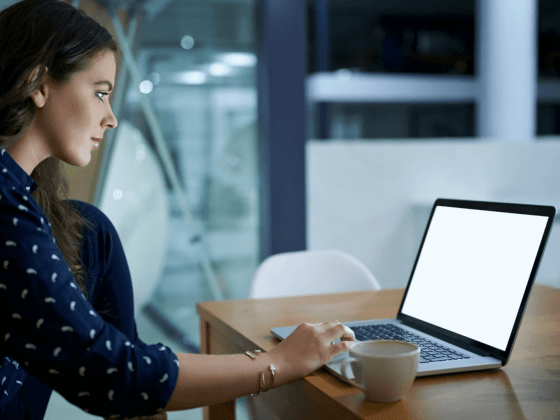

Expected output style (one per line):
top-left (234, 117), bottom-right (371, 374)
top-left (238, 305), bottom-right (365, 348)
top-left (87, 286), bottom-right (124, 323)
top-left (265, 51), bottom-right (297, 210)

top-left (0, 0), bottom-right (355, 419)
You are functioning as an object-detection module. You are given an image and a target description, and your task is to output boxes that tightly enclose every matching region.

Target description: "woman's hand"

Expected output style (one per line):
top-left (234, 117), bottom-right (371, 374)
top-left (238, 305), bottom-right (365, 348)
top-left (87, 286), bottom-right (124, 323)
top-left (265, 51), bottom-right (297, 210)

top-left (269, 320), bottom-right (355, 385)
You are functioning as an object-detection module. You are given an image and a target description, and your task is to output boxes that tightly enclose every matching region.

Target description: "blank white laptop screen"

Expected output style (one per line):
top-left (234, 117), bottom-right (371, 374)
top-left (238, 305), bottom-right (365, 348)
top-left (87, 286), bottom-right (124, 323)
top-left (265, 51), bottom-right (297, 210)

top-left (401, 206), bottom-right (549, 351)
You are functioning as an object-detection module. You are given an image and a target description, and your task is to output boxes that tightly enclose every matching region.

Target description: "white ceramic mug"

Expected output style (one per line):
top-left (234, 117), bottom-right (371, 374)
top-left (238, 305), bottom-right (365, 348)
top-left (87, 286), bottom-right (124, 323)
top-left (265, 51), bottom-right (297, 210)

top-left (340, 340), bottom-right (420, 403)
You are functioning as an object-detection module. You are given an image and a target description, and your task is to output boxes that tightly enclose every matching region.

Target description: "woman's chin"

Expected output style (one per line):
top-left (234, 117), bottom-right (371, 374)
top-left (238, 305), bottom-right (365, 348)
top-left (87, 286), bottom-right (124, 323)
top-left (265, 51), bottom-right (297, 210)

top-left (63, 152), bottom-right (93, 168)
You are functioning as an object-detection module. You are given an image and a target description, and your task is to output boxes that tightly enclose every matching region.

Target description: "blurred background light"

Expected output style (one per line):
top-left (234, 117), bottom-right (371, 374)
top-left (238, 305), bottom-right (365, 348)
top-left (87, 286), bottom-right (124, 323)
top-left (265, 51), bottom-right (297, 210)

top-left (139, 80), bottom-right (154, 94)
top-left (125, 190), bottom-right (136, 202)
top-left (148, 72), bottom-right (161, 85)
top-left (208, 62), bottom-right (233, 77)
top-left (228, 155), bottom-right (240, 167)
top-left (136, 149), bottom-right (146, 161)
top-left (180, 35), bottom-right (195, 50)
top-left (113, 189), bottom-right (123, 200)
top-left (221, 52), bottom-right (257, 67)
top-left (174, 71), bottom-right (207, 85)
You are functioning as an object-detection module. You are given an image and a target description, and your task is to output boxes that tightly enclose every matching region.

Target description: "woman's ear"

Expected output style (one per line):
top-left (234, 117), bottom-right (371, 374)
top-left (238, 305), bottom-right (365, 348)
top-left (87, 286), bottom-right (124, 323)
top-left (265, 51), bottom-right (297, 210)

top-left (28, 66), bottom-right (49, 109)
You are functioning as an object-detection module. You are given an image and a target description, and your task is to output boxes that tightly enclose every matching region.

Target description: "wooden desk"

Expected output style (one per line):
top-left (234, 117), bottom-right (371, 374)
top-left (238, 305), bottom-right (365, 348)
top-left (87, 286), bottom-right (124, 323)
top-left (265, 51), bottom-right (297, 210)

top-left (197, 285), bottom-right (560, 420)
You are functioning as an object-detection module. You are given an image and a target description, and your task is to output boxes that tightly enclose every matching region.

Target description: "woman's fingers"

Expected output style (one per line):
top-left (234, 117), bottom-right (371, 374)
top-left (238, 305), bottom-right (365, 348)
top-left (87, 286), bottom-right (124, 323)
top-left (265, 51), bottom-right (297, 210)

top-left (270, 320), bottom-right (357, 381)
top-left (315, 321), bottom-right (356, 358)
top-left (330, 339), bottom-right (356, 354)
top-left (339, 324), bottom-right (355, 341)
top-left (322, 321), bottom-right (356, 343)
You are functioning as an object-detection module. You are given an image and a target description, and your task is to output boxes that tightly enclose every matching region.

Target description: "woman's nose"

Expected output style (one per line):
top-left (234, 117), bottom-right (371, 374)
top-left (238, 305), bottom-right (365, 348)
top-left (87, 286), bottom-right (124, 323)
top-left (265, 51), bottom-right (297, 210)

top-left (103, 105), bottom-right (118, 129)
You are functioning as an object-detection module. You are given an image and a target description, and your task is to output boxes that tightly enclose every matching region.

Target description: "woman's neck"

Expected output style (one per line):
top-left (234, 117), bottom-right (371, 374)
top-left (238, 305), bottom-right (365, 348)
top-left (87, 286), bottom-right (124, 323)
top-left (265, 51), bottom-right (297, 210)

top-left (6, 127), bottom-right (51, 175)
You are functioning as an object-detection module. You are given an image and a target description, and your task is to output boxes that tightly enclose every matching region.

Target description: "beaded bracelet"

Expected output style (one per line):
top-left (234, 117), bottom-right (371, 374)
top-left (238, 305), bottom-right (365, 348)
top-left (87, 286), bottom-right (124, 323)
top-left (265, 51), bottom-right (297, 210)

top-left (245, 350), bottom-right (276, 396)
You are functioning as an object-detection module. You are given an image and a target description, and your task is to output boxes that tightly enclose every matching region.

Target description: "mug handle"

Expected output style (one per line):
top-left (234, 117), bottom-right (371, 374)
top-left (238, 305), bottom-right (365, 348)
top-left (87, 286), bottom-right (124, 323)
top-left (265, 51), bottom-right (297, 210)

top-left (340, 357), bottom-right (364, 391)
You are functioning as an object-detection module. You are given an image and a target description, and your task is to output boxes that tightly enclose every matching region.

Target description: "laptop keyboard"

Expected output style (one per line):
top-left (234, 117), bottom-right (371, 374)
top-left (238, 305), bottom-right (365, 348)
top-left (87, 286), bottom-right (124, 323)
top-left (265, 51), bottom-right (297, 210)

top-left (349, 324), bottom-right (471, 364)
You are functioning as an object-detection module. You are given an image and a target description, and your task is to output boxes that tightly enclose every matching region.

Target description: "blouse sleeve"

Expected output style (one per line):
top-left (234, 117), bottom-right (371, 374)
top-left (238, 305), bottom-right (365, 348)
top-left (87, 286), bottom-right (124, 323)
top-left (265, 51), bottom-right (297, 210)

top-left (0, 188), bottom-right (179, 418)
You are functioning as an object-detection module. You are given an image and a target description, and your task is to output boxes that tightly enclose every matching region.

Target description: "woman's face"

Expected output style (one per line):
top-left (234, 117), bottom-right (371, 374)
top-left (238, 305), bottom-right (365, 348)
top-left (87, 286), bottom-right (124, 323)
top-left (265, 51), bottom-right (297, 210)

top-left (34, 50), bottom-right (118, 167)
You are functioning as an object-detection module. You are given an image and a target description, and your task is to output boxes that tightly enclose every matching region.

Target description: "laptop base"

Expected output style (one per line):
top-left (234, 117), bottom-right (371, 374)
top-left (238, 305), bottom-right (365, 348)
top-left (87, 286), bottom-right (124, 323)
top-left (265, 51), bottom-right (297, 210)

top-left (271, 318), bottom-right (502, 380)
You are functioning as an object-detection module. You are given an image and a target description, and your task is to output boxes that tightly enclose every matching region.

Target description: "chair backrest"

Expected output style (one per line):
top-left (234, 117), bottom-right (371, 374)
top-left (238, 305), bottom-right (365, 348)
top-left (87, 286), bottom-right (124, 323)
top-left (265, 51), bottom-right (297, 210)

top-left (248, 250), bottom-right (381, 299)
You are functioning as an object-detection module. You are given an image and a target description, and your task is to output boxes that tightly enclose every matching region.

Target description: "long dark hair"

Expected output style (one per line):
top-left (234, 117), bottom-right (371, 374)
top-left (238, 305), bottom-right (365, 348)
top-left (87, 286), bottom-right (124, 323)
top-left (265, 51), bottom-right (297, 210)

top-left (0, 0), bottom-right (119, 294)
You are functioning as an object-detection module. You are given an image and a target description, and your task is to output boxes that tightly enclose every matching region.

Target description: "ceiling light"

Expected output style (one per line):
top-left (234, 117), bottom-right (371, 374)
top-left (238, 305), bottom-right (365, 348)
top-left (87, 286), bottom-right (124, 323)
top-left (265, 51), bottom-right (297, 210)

top-left (209, 63), bottom-right (233, 77)
top-left (181, 35), bottom-right (195, 50)
top-left (221, 53), bottom-right (257, 67)
top-left (139, 80), bottom-right (153, 94)
top-left (175, 71), bottom-right (207, 85)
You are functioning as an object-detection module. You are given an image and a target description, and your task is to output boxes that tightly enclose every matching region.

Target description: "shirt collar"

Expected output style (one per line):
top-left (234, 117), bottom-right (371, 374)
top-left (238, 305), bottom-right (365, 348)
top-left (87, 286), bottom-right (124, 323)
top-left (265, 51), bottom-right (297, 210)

top-left (0, 148), bottom-right (38, 193)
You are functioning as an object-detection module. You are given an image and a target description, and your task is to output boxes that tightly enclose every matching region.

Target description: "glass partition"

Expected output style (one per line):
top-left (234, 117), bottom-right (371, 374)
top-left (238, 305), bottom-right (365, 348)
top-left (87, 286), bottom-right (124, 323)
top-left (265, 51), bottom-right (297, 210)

top-left (118, 0), bottom-right (258, 351)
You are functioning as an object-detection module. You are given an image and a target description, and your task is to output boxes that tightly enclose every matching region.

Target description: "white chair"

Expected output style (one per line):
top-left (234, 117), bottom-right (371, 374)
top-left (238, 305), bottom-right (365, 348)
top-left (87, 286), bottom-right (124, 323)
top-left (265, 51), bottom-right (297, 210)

top-left (248, 249), bottom-right (381, 299)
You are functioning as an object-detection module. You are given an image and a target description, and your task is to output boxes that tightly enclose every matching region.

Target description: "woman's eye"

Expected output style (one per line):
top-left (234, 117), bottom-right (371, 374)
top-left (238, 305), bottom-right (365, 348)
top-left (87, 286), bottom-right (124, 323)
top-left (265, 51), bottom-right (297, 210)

top-left (96, 92), bottom-right (109, 102)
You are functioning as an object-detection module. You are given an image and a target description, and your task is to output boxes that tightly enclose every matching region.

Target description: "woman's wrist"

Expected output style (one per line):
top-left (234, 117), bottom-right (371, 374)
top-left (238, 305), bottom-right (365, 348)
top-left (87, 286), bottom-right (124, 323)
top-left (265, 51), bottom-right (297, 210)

top-left (267, 348), bottom-right (301, 388)
top-left (245, 350), bottom-right (286, 391)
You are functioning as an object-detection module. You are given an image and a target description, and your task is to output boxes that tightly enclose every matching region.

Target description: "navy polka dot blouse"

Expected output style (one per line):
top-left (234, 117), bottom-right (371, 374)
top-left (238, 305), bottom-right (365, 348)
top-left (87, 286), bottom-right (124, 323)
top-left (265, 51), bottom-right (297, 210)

top-left (0, 149), bottom-right (179, 418)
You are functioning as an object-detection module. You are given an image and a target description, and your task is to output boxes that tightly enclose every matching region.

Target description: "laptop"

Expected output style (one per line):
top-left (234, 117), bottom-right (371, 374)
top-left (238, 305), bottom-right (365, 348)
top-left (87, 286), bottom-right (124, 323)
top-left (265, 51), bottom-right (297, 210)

top-left (271, 198), bottom-right (556, 379)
